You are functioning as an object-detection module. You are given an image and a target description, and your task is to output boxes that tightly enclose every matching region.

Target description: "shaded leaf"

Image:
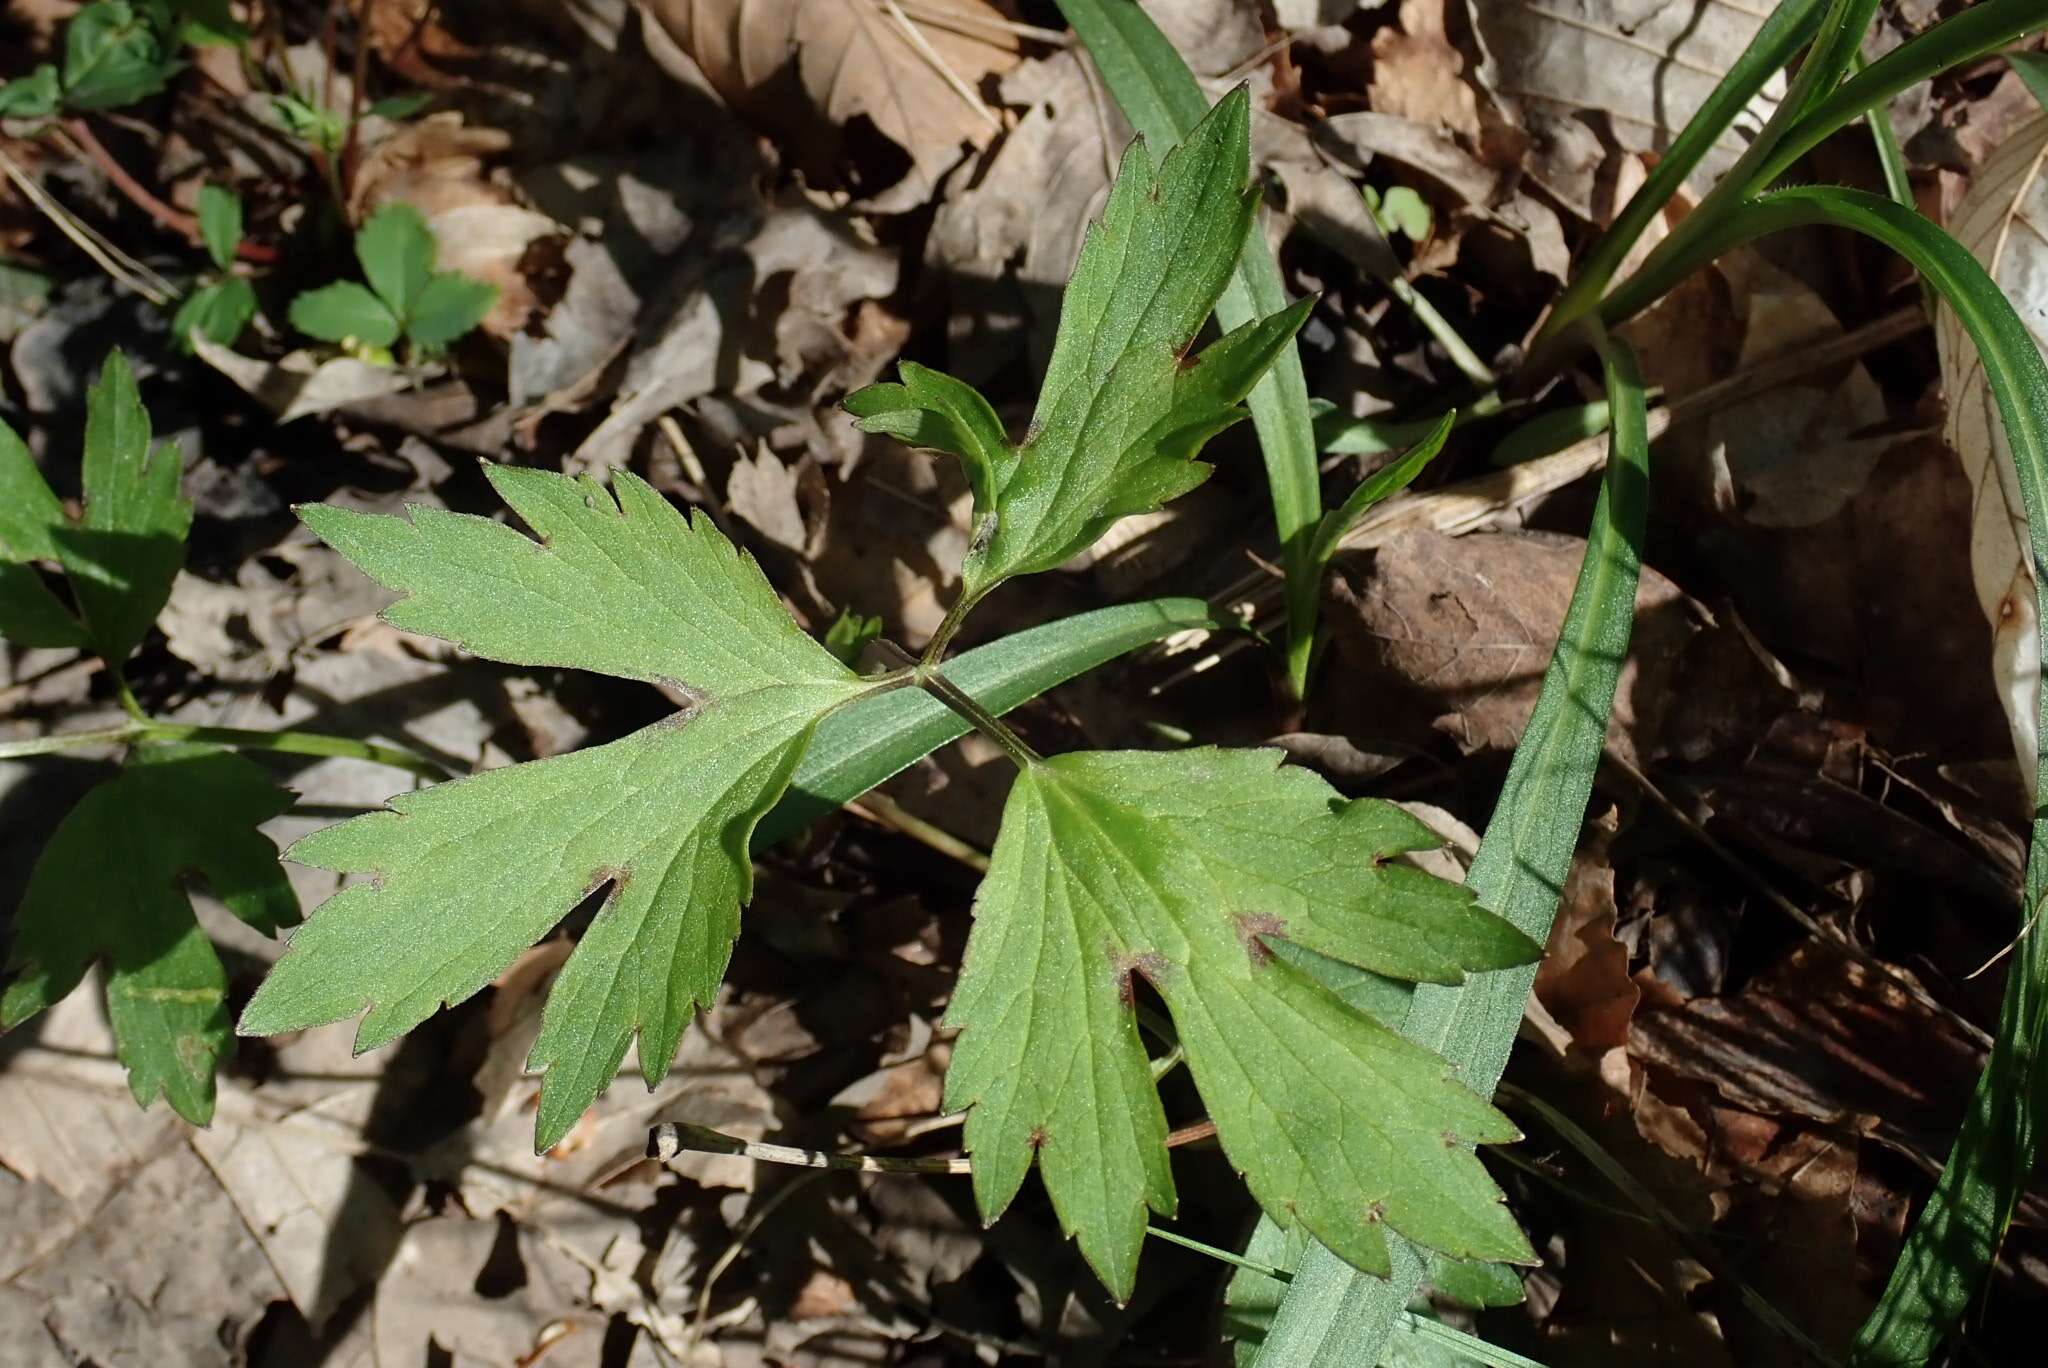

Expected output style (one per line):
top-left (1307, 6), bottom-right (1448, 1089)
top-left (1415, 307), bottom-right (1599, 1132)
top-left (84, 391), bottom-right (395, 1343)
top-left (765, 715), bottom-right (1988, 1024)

top-left (355, 201), bottom-right (436, 320)
top-left (1, 746), bottom-right (298, 1125)
top-left (60, 351), bottom-right (191, 664)
top-left (196, 184), bottom-right (242, 271)
top-left (62, 0), bottom-right (179, 111)
top-left (172, 276), bottom-right (257, 351)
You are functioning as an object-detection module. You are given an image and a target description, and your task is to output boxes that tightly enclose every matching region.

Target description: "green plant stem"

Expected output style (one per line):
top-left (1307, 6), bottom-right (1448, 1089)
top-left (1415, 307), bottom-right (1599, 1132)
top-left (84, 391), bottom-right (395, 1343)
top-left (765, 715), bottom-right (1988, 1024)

top-left (1389, 277), bottom-right (1495, 386)
top-left (0, 716), bottom-right (451, 779)
top-left (1052, 0), bottom-right (1324, 699)
top-left (1854, 49), bottom-right (1935, 319)
top-left (1147, 1224), bottom-right (1292, 1281)
top-left (873, 639), bottom-right (1043, 769)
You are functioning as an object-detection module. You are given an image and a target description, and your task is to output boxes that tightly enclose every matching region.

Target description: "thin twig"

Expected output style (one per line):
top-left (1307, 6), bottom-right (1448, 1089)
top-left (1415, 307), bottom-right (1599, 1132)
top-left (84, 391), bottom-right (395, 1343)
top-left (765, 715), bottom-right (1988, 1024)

top-left (0, 144), bottom-right (176, 305)
top-left (880, 0), bottom-right (1003, 134)
top-left (61, 119), bottom-right (280, 263)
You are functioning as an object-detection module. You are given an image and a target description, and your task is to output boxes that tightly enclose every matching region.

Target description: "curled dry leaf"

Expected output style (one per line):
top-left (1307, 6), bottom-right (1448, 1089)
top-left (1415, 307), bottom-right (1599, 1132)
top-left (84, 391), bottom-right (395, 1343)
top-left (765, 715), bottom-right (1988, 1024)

top-left (1939, 112), bottom-right (2048, 781)
top-left (1466, 0), bottom-right (1788, 218)
top-left (646, 0), bottom-right (1022, 213)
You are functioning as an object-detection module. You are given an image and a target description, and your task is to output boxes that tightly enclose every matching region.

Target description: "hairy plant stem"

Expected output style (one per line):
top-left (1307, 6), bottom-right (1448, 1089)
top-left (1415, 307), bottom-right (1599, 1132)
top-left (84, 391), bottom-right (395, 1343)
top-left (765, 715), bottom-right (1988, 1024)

top-left (0, 716), bottom-right (450, 778)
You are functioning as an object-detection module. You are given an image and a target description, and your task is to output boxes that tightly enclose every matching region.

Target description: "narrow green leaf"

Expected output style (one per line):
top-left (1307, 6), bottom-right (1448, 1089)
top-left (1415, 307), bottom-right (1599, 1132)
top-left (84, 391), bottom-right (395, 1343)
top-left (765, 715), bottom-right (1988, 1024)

top-left (355, 202), bottom-right (436, 320)
top-left (1309, 408), bottom-right (1454, 570)
top-left (1491, 401), bottom-right (1613, 467)
top-left (197, 184), bottom-right (242, 271)
top-left (950, 748), bottom-right (1538, 1299)
top-left (58, 351), bottom-right (190, 664)
top-left (299, 465), bottom-right (857, 693)
top-left (1650, 187), bottom-right (2048, 1367)
top-left (1258, 331), bottom-right (1652, 1363)
top-left (1052, 0), bottom-right (1326, 696)
top-left (240, 681), bottom-right (858, 1151)
top-left (289, 280), bottom-right (401, 348)
top-left (2, 746), bottom-right (298, 1125)
top-left (406, 270), bottom-right (497, 349)
top-left (762, 597), bottom-right (1220, 846)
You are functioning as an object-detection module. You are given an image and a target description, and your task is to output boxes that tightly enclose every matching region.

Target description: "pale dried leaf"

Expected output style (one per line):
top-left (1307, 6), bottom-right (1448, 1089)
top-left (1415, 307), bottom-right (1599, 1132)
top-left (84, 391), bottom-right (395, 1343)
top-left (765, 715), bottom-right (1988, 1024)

top-left (1467, 0), bottom-right (1789, 217)
top-left (647, 0), bottom-right (1021, 213)
top-left (1939, 113), bottom-right (2048, 780)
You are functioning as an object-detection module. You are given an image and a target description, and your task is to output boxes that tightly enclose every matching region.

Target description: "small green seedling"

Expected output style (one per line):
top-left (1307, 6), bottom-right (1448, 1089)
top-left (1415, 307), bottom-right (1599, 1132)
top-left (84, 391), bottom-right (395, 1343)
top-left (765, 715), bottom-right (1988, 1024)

top-left (288, 202), bottom-right (497, 361)
top-left (270, 88), bottom-right (429, 166)
top-left (235, 88), bottom-right (1541, 1301)
top-left (0, 0), bottom-right (243, 119)
top-left (170, 184), bottom-right (257, 350)
top-left (1364, 183), bottom-right (1433, 244)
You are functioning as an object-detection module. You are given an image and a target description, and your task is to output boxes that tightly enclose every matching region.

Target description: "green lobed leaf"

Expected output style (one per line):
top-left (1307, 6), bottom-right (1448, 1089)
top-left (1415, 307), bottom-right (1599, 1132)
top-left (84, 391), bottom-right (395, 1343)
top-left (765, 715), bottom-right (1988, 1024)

top-left (0, 415), bottom-right (86, 648)
top-left (244, 466), bottom-right (867, 1149)
top-left (852, 88), bottom-right (1309, 609)
top-left (1257, 331), bottom-right (1653, 1362)
top-left (240, 681), bottom-right (858, 1151)
top-left (299, 465), bottom-right (856, 693)
top-left (62, 0), bottom-right (179, 111)
top-left (846, 360), bottom-right (1013, 515)
top-left (0, 65), bottom-right (62, 119)
top-left (405, 270), bottom-right (496, 349)
top-left (1052, 0), bottom-right (1326, 697)
top-left (289, 280), bottom-right (401, 348)
top-left (1, 745), bottom-right (298, 1125)
top-left (197, 183), bottom-right (242, 271)
top-left (355, 202), bottom-right (436, 320)
top-left (947, 747), bottom-right (1539, 1299)
top-left (60, 350), bottom-right (191, 664)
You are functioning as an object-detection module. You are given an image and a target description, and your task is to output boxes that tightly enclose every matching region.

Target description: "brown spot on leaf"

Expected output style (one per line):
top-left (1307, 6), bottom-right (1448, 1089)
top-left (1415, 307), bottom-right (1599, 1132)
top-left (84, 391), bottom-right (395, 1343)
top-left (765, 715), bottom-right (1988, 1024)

top-left (1112, 949), bottom-right (1171, 1007)
top-left (1234, 913), bottom-right (1287, 968)
top-left (1365, 1200), bottom-right (1386, 1224)
top-left (584, 865), bottom-right (630, 904)
top-left (1029, 1125), bottom-right (1050, 1151)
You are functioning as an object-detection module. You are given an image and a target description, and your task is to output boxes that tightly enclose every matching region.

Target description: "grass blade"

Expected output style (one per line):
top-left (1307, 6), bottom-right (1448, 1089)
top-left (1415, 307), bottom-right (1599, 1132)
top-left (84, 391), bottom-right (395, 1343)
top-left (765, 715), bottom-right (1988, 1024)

top-left (1539, 0), bottom-right (1828, 340)
top-left (1673, 186), bottom-right (2048, 1366)
top-left (1052, 0), bottom-right (1324, 696)
top-left (759, 597), bottom-right (1218, 846)
top-left (1255, 330), bottom-right (1653, 1362)
top-left (1308, 409), bottom-right (1454, 570)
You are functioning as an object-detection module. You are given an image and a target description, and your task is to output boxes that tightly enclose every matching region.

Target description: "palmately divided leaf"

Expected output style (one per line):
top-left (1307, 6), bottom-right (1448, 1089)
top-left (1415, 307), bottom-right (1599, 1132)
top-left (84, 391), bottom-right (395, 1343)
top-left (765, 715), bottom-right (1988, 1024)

top-left (2, 745), bottom-right (298, 1125)
top-left (946, 748), bottom-right (1539, 1298)
top-left (847, 86), bottom-right (1311, 605)
top-left (240, 681), bottom-right (855, 1150)
top-left (246, 466), bottom-right (866, 1148)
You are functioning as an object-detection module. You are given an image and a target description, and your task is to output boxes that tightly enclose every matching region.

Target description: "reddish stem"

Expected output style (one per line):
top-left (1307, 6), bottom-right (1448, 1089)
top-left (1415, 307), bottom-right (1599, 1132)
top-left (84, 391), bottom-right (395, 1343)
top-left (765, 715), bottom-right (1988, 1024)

top-left (63, 119), bottom-right (280, 264)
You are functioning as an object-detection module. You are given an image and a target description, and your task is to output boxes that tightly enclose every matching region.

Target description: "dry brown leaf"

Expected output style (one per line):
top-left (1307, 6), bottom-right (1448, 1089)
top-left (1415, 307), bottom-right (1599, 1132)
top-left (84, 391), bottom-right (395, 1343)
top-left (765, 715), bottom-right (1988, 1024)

top-left (646, 0), bottom-right (1021, 213)
top-left (1324, 527), bottom-right (1696, 765)
top-left (1939, 112), bottom-right (2048, 782)
top-left (1533, 850), bottom-right (1640, 1058)
top-left (1466, 0), bottom-right (1788, 218)
top-left (1371, 0), bottom-right (1481, 137)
